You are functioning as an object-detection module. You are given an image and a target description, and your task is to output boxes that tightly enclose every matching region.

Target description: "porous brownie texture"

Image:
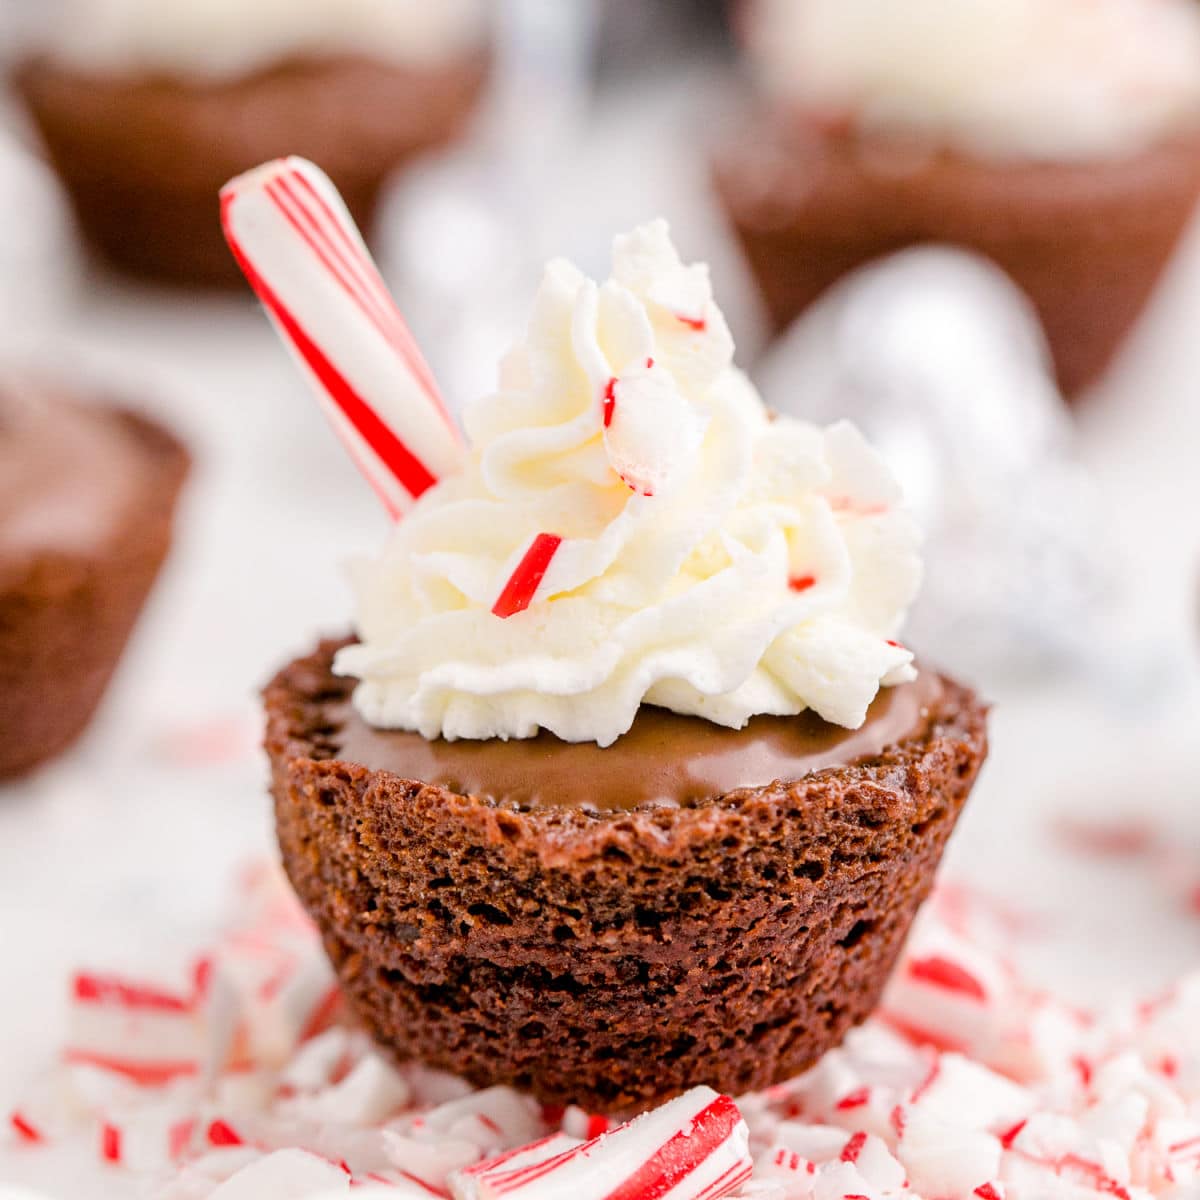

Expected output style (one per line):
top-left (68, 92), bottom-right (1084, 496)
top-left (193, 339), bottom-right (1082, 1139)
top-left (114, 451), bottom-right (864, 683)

top-left (266, 639), bottom-right (988, 1113)
top-left (15, 53), bottom-right (488, 287)
top-left (713, 119), bottom-right (1200, 398)
top-left (0, 409), bottom-right (188, 778)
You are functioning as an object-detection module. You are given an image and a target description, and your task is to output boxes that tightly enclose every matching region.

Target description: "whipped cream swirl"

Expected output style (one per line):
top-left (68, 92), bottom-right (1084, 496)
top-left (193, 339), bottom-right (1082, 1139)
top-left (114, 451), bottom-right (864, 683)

top-left (337, 222), bottom-right (921, 746)
top-left (748, 0), bottom-right (1200, 161)
top-left (45, 0), bottom-right (487, 79)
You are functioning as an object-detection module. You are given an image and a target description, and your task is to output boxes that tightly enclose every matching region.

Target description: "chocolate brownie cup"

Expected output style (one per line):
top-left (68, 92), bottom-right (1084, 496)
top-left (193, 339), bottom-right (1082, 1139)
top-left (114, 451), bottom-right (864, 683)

top-left (268, 639), bottom-right (986, 1112)
top-left (0, 384), bottom-right (188, 777)
top-left (715, 128), bottom-right (1200, 398)
top-left (235, 211), bottom-right (988, 1114)
top-left (718, 0), bottom-right (1200, 397)
top-left (15, 1), bottom-right (489, 286)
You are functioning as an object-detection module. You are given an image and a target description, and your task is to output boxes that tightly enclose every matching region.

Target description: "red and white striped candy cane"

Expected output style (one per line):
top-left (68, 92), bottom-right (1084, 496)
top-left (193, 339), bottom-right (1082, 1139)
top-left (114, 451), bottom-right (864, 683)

top-left (220, 157), bottom-right (464, 518)
top-left (450, 1087), bottom-right (752, 1200)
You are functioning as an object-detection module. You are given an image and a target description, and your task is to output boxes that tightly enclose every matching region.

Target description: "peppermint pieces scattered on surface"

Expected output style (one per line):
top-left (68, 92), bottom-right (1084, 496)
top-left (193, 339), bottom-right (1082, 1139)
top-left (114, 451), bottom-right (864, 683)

top-left (8, 873), bottom-right (1200, 1199)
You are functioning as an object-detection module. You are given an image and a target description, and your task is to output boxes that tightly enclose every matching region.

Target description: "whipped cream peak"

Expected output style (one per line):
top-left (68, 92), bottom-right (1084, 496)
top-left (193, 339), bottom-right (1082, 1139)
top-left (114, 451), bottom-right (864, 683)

top-left (748, 0), bottom-right (1200, 161)
top-left (337, 221), bottom-right (921, 746)
top-left (44, 0), bottom-right (487, 80)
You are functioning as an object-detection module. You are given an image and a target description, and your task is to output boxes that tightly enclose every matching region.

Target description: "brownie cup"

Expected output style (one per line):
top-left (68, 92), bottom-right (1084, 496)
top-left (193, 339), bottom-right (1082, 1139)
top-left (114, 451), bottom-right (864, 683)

top-left (0, 387), bottom-right (189, 778)
top-left (266, 638), bottom-right (987, 1113)
top-left (714, 121), bottom-right (1200, 398)
top-left (14, 52), bottom-right (488, 287)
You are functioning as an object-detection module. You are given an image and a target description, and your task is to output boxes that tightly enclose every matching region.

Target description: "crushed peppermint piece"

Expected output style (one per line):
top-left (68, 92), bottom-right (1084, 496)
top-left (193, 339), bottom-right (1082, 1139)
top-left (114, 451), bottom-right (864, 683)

top-left (9, 872), bottom-right (1200, 1198)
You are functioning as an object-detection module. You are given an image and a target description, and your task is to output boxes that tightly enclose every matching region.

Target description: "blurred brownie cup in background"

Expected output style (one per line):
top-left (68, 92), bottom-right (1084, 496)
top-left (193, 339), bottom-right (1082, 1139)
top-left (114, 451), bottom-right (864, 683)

top-left (714, 0), bottom-right (1200, 398)
top-left (14, 0), bottom-right (490, 286)
top-left (224, 168), bottom-right (990, 1115)
top-left (0, 380), bottom-right (188, 778)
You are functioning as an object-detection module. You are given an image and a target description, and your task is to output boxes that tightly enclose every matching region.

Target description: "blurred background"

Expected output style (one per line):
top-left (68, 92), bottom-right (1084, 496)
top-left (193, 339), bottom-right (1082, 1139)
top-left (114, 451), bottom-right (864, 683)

top-left (2, 1), bottom-right (1200, 1194)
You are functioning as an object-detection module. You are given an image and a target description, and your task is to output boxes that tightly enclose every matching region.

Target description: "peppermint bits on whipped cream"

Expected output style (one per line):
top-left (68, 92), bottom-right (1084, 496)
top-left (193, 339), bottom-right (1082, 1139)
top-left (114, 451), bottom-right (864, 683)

top-left (335, 219), bottom-right (921, 745)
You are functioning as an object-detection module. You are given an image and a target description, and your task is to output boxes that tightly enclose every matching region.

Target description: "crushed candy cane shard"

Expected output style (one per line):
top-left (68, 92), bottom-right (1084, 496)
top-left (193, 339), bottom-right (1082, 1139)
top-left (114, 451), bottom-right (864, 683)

top-left (9, 1112), bottom-right (43, 1143)
top-left (492, 534), bottom-right (563, 618)
top-left (906, 955), bottom-right (989, 1001)
top-left (450, 1133), bottom-right (582, 1199)
top-left (66, 968), bottom-right (206, 1086)
top-left (449, 1088), bottom-right (750, 1200)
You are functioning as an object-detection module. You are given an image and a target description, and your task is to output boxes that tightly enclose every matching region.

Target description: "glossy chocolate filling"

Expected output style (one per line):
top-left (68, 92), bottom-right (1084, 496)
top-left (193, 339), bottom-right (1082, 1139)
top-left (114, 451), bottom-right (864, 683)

top-left (329, 671), bottom-right (943, 812)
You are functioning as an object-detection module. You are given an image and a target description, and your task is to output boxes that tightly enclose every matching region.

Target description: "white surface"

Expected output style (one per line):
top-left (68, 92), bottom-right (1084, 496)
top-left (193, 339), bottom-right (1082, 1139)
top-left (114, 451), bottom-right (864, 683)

top-left (2, 74), bottom-right (1200, 1196)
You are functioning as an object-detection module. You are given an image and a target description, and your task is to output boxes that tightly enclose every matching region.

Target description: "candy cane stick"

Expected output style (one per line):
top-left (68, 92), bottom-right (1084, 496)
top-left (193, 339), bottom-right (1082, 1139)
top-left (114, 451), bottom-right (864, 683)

top-left (221, 157), bottom-right (464, 518)
top-left (450, 1087), bottom-right (752, 1200)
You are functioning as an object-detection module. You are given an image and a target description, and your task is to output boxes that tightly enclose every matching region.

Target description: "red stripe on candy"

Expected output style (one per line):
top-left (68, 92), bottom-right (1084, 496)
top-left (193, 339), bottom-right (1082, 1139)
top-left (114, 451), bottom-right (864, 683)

top-left (1074, 1055), bottom-right (1093, 1088)
top-left (207, 1119), bottom-right (243, 1147)
top-left (493, 534), bottom-right (563, 618)
top-left (976, 1185), bottom-right (1005, 1200)
top-left (10, 1112), bottom-right (42, 1143)
top-left (879, 1011), bottom-right (968, 1054)
top-left (836, 1087), bottom-right (870, 1111)
top-left (101, 1123), bottom-right (121, 1164)
top-left (911, 1059), bottom-right (941, 1104)
top-left (398, 1171), bottom-right (451, 1198)
top-left (191, 956), bottom-right (213, 1000)
top-left (788, 575), bottom-right (817, 592)
top-left (267, 178), bottom-right (390, 345)
top-left (602, 358), bottom-right (654, 433)
top-left (600, 1094), bottom-right (743, 1200)
top-left (907, 955), bottom-right (988, 1002)
top-left (270, 174), bottom-right (453, 434)
top-left (64, 1050), bottom-right (199, 1086)
top-left (603, 377), bottom-right (617, 428)
top-left (676, 314), bottom-right (707, 332)
top-left (464, 1133), bottom-right (567, 1178)
top-left (841, 1131), bottom-right (868, 1163)
top-left (999, 1119), bottom-right (1027, 1150)
top-left (492, 1150), bottom-right (570, 1193)
top-left (694, 1160), bottom-right (752, 1200)
top-left (223, 192), bottom-right (438, 505)
top-left (288, 169), bottom-right (452, 430)
top-left (289, 170), bottom-right (386, 302)
top-left (73, 972), bottom-right (192, 1013)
